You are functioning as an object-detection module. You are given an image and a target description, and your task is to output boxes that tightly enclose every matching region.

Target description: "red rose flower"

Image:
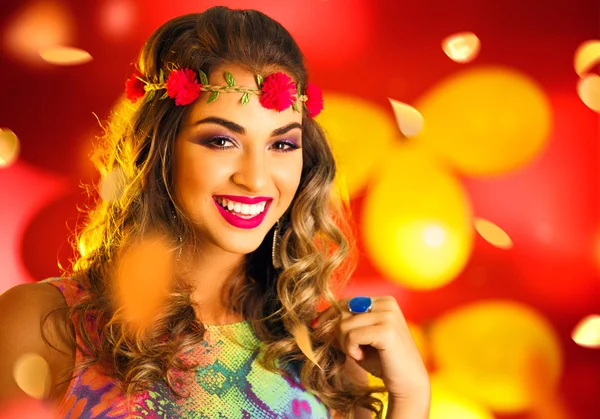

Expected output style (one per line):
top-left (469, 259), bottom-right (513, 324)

top-left (304, 82), bottom-right (324, 117)
top-left (166, 68), bottom-right (201, 106)
top-left (125, 72), bottom-right (146, 103)
top-left (259, 72), bottom-right (297, 112)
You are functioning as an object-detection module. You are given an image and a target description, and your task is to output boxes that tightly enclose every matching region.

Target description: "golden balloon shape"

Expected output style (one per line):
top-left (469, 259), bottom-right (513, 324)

top-left (414, 67), bottom-right (552, 176)
top-left (572, 314), bottom-right (600, 348)
top-left (13, 352), bottom-right (52, 399)
top-left (388, 98), bottom-right (424, 137)
top-left (0, 128), bottom-right (20, 168)
top-left (316, 93), bottom-right (401, 197)
top-left (574, 39), bottom-right (600, 77)
top-left (39, 46), bottom-right (93, 65)
top-left (442, 32), bottom-right (481, 64)
top-left (577, 74), bottom-right (600, 112)
top-left (362, 144), bottom-right (474, 290)
top-left (430, 300), bottom-right (563, 413)
top-left (3, 1), bottom-right (75, 65)
top-left (474, 217), bottom-right (513, 249)
top-left (430, 374), bottom-right (494, 419)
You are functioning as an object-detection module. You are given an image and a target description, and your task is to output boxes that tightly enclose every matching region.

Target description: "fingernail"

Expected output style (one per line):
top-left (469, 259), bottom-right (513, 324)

top-left (310, 317), bottom-right (319, 329)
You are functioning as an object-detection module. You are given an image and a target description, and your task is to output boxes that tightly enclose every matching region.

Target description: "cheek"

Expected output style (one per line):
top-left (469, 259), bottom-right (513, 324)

top-left (273, 157), bottom-right (303, 202)
top-left (174, 150), bottom-right (232, 205)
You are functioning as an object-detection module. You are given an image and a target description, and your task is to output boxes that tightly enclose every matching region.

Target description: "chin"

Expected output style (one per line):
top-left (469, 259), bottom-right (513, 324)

top-left (213, 231), bottom-right (268, 256)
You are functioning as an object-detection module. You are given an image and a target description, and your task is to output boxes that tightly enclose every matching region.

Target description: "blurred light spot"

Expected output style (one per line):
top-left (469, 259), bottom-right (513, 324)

top-left (475, 218), bottom-right (513, 249)
top-left (0, 398), bottom-right (55, 419)
top-left (13, 353), bottom-right (51, 399)
top-left (115, 234), bottom-right (174, 331)
top-left (424, 225), bottom-right (446, 248)
top-left (572, 314), bottom-right (600, 348)
top-left (39, 46), bottom-right (93, 65)
top-left (430, 375), bottom-right (494, 419)
top-left (577, 74), bottom-right (600, 112)
top-left (388, 98), bottom-right (424, 137)
top-left (574, 40), bottom-right (600, 77)
top-left (99, 0), bottom-right (135, 39)
top-left (3, 0), bottom-right (75, 65)
top-left (99, 167), bottom-right (126, 202)
top-left (0, 128), bottom-right (20, 168)
top-left (535, 222), bottom-right (553, 244)
top-left (442, 32), bottom-right (481, 64)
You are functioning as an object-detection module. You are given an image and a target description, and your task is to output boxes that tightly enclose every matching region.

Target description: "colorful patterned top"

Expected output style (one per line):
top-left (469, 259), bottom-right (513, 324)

top-left (43, 277), bottom-right (331, 419)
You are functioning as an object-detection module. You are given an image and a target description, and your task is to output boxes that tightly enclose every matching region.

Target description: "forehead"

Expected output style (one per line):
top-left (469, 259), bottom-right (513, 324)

top-left (183, 65), bottom-right (303, 133)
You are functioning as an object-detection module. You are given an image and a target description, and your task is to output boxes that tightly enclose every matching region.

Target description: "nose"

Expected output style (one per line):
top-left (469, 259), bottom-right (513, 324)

top-left (232, 149), bottom-right (268, 192)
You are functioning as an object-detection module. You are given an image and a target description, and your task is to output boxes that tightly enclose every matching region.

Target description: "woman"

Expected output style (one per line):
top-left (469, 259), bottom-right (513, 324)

top-left (0, 6), bottom-right (429, 418)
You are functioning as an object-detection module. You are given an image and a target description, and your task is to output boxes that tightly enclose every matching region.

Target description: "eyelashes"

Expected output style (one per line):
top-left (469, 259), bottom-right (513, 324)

top-left (201, 135), bottom-right (301, 153)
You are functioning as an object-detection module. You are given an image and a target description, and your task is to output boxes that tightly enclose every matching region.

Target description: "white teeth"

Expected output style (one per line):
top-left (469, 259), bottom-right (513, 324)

top-left (216, 197), bottom-right (269, 216)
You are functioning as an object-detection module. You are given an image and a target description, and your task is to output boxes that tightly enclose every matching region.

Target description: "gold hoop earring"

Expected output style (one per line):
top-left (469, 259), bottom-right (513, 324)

top-left (272, 220), bottom-right (282, 269)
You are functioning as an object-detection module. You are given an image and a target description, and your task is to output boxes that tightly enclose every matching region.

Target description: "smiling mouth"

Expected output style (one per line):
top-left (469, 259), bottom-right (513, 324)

top-left (214, 196), bottom-right (269, 219)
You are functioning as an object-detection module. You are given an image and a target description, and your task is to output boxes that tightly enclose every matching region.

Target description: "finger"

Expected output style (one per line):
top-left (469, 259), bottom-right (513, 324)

top-left (338, 311), bottom-right (398, 353)
top-left (343, 324), bottom-right (396, 361)
top-left (312, 297), bottom-right (351, 327)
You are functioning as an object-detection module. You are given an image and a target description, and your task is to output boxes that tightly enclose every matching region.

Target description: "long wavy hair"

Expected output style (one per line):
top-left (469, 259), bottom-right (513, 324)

top-left (47, 6), bottom-right (385, 418)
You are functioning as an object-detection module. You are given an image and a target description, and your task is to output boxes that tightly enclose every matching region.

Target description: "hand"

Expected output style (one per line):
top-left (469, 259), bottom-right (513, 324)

top-left (313, 296), bottom-right (430, 401)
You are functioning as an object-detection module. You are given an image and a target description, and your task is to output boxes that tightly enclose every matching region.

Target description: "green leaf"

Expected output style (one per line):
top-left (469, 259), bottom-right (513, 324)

top-left (159, 91), bottom-right (169, 100)
top-left (256, 74), bottom-right (263, 88)
top-left (241, 92), bottom-right (250, 105)
top-left (225, 72), bottom-right (235, 87)
top-left (292, 101), bottom-right (299, 112)
top-left (159, 69), bottom-right (165, 84)
top-left (207, 91), bottom-right (219, 103)
top-left (145, 90), bottom-right (156, 103)
top-left (199, 69), bottom-right (208, 85)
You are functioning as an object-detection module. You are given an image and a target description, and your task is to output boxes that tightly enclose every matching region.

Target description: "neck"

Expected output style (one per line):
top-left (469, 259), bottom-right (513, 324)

top-left (181, 242), bottom-right (247, 325)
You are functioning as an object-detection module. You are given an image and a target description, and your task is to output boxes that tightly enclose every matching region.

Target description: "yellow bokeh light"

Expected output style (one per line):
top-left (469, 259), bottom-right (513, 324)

top-left (3, 0), bottom-right (75, 65)
top-left (414, 67), bottom-right (552, 176)
top-left (388, 98), bottom-right (424, 137)
top-left (574, 39), bottom-right (600, 77)
top-left (0, 128), bottom-right (20, 168)
top-left (430, 375), bottom-right (494, 419)
top-left (442, 32), bottom-right (481, 64)
top-left (13, 353), bottom-right (52, 399)
top-left (474, 217), bottom-right (513, 249)
top-left (39, 46), bottom-right (93, 65)
top-left (430, 300), bottom-right (563, 413)
top-left (572, 314), bottom-right (600, 348)
top-left (577, 74), bottom-right (600, 113)
top-left (99, 167), bottom-right (127, 202)
top-left (115, 234), bottom-right (174, 331)
top-left (367, 373), bottom-right (389, 418)
top-left (362, 144), bottom-right (474, 290)
top-left (316, 93), bottom-right (401, 198)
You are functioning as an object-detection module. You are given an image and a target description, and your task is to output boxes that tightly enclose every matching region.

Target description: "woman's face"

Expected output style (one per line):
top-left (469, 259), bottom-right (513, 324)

top-left (173, 66), bottom-right (303, 256)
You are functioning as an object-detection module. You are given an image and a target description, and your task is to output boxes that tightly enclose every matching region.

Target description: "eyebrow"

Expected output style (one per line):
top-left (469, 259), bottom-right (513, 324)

top-left (191, 117), bottom-right (302, 137)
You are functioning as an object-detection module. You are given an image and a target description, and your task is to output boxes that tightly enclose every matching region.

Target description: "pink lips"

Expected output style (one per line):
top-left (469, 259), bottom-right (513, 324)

top-left (213, 195), bottom-right (272, 230)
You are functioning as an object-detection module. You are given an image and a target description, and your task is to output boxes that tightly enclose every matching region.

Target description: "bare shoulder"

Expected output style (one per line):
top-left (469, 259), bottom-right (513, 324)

top-left (0, 282), bottom-right (75, 406)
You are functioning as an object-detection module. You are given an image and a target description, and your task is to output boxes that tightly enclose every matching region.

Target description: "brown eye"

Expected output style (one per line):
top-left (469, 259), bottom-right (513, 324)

top-left (271, 140), bottom-right (300, 153)
top-left (204, 136), bottom-right (236, 149)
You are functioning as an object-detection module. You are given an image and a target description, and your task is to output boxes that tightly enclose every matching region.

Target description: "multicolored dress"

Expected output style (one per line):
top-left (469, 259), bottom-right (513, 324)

top-left (42, 277), bottom-right (331, 419)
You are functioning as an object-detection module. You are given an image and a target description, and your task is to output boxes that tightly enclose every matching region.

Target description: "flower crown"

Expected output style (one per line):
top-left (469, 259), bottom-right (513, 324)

top-left (125, 68), bottom-right (324, 117)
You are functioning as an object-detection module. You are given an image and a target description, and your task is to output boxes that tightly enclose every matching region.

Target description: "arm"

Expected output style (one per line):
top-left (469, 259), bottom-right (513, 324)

top-left (385, 392), bottom-right (431, 419)
top-left (0, 283), bottom-right (74, 407)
